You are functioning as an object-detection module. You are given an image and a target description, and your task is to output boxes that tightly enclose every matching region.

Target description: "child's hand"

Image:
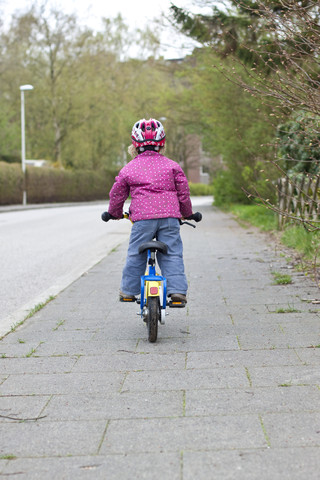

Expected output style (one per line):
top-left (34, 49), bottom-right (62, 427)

top-left (185, 212), bottom-right (202, 222)
top-left (101, 212), bottom-right (116, 222)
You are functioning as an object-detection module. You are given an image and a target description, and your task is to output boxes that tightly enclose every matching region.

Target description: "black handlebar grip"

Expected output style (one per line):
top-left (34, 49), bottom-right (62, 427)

top-left (186, 212), bottom-right (202, 222)
top-left (193, 212), bottom-right (202, 222)
top-left (101, 211), bottom-right (112, 222)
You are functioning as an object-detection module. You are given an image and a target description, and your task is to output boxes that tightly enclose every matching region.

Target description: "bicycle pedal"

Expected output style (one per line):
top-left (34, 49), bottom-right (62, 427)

top-left (168, 300), bottom-right (186, 308)
top-left (120, 297), bottom-right (137, 303)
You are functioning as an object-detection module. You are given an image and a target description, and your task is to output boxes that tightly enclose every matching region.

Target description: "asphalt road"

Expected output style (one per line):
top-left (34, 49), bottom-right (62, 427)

top-left (0, 202), bottom-right (131, 333)
top-left (0, 197), bottom-right (212, 335)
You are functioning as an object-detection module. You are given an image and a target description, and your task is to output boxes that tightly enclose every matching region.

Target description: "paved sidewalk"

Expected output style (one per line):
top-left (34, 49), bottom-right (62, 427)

top-left (0, 205), bottom-right (320, 479)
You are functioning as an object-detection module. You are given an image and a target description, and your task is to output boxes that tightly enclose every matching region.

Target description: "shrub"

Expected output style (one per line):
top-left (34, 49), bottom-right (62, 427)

top-left (0, 162), bottom-right (23, 204)
top-left (188, 182), bottom-right (213, 196)
top-left (212, 169), bottom-right (248, 206)
top-left (0, 162), bottom-right (118, 205)
top-left (26, 167), bottom-right (118, 203)
top-left (277, 111), bottom-right (320, 175)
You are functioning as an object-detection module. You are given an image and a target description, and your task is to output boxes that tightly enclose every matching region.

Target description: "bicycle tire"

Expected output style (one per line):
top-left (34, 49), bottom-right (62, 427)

top-left (147, 296), bottom-right (159, 343)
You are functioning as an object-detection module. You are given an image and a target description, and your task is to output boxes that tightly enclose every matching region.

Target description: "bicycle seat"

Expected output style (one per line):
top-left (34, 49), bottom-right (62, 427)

top-left (138, 241), bottom-right (168, 255)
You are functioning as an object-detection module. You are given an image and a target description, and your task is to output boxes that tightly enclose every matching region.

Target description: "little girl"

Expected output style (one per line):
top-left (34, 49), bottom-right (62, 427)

top-left (102, 118), bottom-right (194, 304)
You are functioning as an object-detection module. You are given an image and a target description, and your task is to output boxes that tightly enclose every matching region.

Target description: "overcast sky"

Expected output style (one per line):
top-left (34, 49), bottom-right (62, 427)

top-left (1, 0), bottom-right (207, 58)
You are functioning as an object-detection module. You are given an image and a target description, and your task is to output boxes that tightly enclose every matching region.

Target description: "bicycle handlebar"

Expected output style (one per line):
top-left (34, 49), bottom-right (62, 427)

top-left (185, 212), bottom-right (202, 222)
top-left (101, 211), bottom-right (202, 224)
top-left (101, 211), bottom-right (115, 222)
top-left (179, 212), bottom-right (202, 228)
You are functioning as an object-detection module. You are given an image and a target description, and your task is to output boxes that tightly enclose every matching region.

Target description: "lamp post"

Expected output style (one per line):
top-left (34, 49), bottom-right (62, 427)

top-left (20, 84), bottom-right (34, 205)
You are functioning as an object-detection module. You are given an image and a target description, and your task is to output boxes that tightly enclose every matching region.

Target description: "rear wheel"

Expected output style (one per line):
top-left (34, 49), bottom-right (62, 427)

top-left (147, 296), bottom-right (159, 343)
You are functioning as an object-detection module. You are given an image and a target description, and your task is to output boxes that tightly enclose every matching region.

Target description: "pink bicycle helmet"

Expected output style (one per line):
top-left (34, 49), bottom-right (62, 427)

top-left (131, 118), bottom-right (166, 149)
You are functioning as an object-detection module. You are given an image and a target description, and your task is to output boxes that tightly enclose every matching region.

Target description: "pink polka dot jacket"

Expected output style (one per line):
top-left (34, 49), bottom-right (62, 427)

top-left (108, 151), bottom-right (193, 222)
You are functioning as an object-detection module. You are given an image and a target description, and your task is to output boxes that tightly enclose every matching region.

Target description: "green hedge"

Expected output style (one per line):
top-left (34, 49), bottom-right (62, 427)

top-left (0, 162), bottom-right (214, 205)
top-left (212, 170), bottom-right (249, 206)
top-left (0, 162), bottom-right (23, 204)
top-left (189, 182), bottom-right (213, 196)
top-left (0, 162), bottom-right (118, 205)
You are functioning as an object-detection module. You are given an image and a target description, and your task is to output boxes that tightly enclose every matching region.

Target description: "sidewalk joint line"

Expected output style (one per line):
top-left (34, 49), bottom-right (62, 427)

top-left (96, 420), bottom-right (110, 455)
top-left (259, 415), bottom-right (271, 447)
top-left (118, 371), bottom-right (129, 393)
top-left (69, 355), bottom-right (82, 372)
top-left (180, 450), bottom-right (184, 480)
top-left (182, 390), bottom-right (186, 416)
top-left (38, 394), bottom-right (53, 419)
top-left (293, 349), bottom-right (305, 365)
top-left (245, 367), bottom-right (252, 387)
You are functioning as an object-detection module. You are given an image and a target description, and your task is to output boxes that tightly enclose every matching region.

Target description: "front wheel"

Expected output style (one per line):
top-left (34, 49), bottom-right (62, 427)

top-left (147, 296), bottom-right (159, 343)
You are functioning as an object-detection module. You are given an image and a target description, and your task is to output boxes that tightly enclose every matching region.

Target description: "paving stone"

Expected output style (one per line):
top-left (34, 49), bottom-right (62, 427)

top-left (262, 412), bottom-right (320, 447)
top-left (185, 312), bottom-right (232, 325)
top-left (123, 367), bottom-right (249, 392)
top-left (224, 294), bottom-right (303, 306)
top-left (185, 324), bottom-right (236, 336)
top-left (0, 395), bottom-right (50, 422)
top-left (1, 453), bottom-right (181, 480)
top-left (42, 390), bottom-right (184, 421)
top-left (1, 204), bottom-right (320, 477)
top-left (295, 347), bottom-right (320, 364)
top-left (71, 352), bottom-right (186, 373)
top-left (0, 371), bottom-right (125, 395)
top-left (100, 415), bottom-right (267, 454)
top-left (0, 420), bottom-right (106, 457)
top-left (2, 329), bottom-right (97, 344)
top-left (0, 459), bottom-right (8, 474)
top-left (0, 342), bottom-right (42, 358)
top-left (33, 339), bottom-right (140, 356)
top-left (264, 302), bottom-right (315, 313)
top-left (186, 349), bottom-right (302, 369)
top-left (248, 365), bottom-right (320, 387)
top-left (0, 356), bottom-right (77, 374)
top-left (185, 386), bottom-right (320, 416)
top-left (135, 335), bottom-right (240, 353)
top-left (183, 448), bottom-right (320, 480)
top-left (280, 320), bottom-right (320, 335)
top-left (234, 316), bottom-right (319, 330)
top-left (237, 333), bottom-right (320, 349)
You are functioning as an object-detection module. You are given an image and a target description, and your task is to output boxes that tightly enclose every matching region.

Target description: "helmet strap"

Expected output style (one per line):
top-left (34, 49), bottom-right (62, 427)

top-left (138, 145), bottom-right (160, 152)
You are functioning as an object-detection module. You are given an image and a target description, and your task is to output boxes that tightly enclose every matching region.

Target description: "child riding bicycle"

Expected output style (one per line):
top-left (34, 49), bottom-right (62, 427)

top-left (102, 118), bottom-right (194, 305)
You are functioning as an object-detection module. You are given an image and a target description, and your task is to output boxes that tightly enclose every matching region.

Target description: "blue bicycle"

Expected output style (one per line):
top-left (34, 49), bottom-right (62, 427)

top-left (102, 212), bottom-right (202, 342)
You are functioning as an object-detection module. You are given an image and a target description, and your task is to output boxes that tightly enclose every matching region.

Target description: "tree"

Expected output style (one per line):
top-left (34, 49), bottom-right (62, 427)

top-left (179, 48), bottom-right (276, 202)
top-left (0, 5), bottom-right (92, 167)
top-left (0, 4), bottom-right (168, 170)
top-left (170, 1), bottom-right (320, 216)
top-left (26, 5), bottom-right (94, 167)
top-left (277, 111), bottom-right (320, 176)
top-left (170, 0), bottom-right (320, 128)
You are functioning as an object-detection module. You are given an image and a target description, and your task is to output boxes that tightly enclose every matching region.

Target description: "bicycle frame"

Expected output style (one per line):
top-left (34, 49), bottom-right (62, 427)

top-left (101, 210), bottom-right (202, 342)
top-left (140, 248), bottom-right (167, 324)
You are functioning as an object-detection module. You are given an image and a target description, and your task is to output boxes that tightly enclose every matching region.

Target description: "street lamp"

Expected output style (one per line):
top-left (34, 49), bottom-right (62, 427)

top-left (20, 84), bottom-right (34, 205)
